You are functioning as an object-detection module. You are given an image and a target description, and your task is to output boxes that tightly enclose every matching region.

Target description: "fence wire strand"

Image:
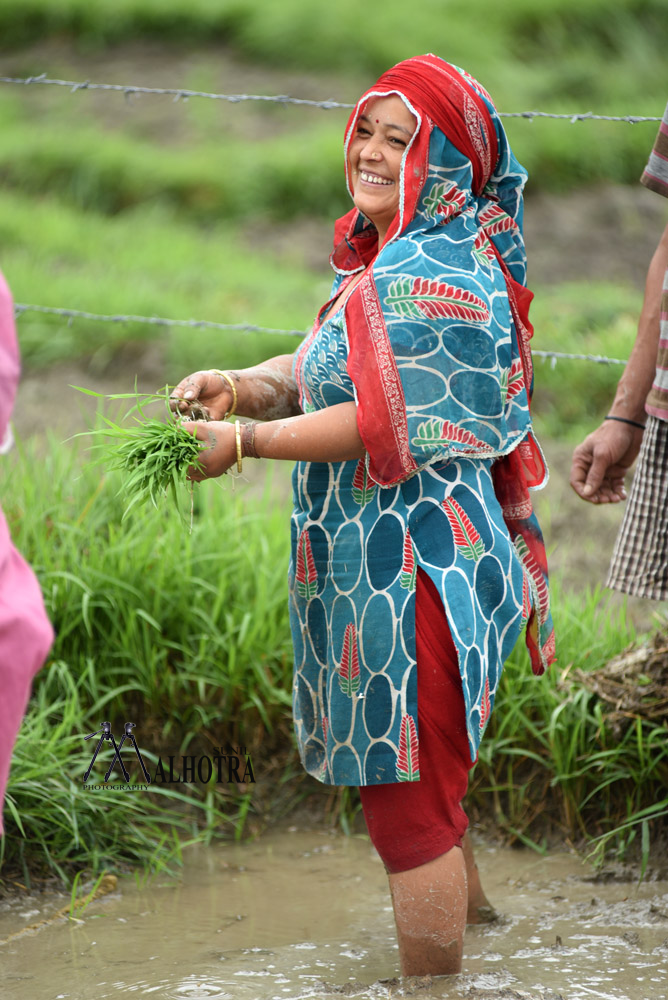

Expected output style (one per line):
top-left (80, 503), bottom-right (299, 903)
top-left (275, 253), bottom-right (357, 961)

top-left (7, 72), bottom-right (640, 369)
top-left (0, 75), bottom-right (661, 123)
top-left (14, 303), bottom-right (627, 366)
top-left (13, 303), bottom-right (306, 338)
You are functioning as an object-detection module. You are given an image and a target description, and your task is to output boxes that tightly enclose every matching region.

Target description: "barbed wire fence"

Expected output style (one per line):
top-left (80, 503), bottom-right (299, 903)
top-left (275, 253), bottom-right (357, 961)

top-left (1, 74), bottom-right (662, 123)
top-left (12, 304), bottom-right (627, 368)
top-left (5, 73), bottom-right (657, 369)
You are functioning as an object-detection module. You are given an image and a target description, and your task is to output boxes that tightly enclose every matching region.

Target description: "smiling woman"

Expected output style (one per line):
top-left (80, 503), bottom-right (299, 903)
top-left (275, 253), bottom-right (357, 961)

top-left (169, 54), bottom-right (555, 978)
top-left (347, 96), bottom-right (417, 244)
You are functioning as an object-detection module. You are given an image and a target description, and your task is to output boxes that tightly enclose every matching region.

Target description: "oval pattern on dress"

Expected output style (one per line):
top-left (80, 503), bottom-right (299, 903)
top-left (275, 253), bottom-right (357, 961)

top-left (331, 520), bottom-right (364, 595)
top-left (444, 327), bottom-right (496, 369)
top-left (295, 672), bottom-right (316, 739)
top-left (409, 501), bottom-right (456, 568)
top-left (363, 672), bottom-right (395, 740)
top-left (330, 743), bottom-right (361, 784)
top-left (364, 739), bottom-right (398, 784)
top-left (366, 514), bottom-right (404, 591)
top-left (450, 370), bottom-right (501, 417)
top-left (360, 591), bottom-right (396, 673)
top-left (474, 553), bottom-right (507, 621)
top-left (306, 597), bottom-right (329, 666)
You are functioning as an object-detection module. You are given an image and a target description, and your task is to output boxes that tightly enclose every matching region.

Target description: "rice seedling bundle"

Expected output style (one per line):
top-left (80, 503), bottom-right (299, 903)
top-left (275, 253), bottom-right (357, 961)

top-left (75, 387), bottom-right (207, 518)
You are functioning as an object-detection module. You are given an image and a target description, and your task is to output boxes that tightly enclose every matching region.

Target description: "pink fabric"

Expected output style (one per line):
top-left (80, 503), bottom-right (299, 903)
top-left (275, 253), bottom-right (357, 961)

top-left (0, 271), bottom-right (53, 834)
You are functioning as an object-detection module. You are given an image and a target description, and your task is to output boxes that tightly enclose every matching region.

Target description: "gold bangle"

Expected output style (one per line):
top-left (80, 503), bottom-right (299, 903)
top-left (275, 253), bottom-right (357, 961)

top-left (234, 419), bottom-right (243, 473)
top-left (209, 369), bottom-right (238, 418)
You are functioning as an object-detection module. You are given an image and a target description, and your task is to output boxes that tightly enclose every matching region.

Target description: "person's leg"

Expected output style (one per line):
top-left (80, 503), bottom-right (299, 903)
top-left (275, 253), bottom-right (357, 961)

top-left (388, 845), bottom-right (467, 976)
top-left (359, 569), bottom-right (474, 975)
top-left (462, 830), bottom-right (497, 924)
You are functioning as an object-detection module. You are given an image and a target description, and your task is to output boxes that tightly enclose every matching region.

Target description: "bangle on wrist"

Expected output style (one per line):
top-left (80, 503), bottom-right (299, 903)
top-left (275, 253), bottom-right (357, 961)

top-left (234, 420), bottom-right (243, 472)
top-left (240, 420), bottom-right (260, 459)
top-left (209, 369), bottom-right (238, 418)
top-left (604, 414), bottom-right (646, 431)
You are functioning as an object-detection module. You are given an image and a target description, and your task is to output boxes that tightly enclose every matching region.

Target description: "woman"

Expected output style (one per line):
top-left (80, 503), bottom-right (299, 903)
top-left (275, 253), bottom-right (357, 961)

top-left (171, 54), bottom-right (555, 976)
top-left (0, 269), bottom-right (54, 833)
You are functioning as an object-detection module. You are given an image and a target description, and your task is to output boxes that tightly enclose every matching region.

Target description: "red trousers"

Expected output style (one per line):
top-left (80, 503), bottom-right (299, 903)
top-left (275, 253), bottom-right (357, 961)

top-left (359, 569), bottom-right (473, 873)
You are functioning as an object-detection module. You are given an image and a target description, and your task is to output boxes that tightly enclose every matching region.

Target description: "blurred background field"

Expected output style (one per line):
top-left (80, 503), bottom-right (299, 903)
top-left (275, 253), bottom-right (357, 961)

top-left (2, 0), bottom-right (668, 884)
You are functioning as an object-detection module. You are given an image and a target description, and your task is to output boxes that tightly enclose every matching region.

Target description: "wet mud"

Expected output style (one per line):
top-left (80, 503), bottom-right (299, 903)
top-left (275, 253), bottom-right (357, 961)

top-left (1, 831), bottom-right (667, 1000)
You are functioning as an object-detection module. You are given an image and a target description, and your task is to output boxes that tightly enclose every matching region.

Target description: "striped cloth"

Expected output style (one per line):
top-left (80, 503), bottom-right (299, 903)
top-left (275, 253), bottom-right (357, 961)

top-left (607, 415), bottom-right (668, 599)
top-left (641, 101), bottom-right (668, 421)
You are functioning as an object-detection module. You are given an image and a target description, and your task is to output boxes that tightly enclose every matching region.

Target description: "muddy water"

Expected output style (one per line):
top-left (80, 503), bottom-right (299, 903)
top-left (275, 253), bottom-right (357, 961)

top-left (1, 831), bottom-right (667, 1000)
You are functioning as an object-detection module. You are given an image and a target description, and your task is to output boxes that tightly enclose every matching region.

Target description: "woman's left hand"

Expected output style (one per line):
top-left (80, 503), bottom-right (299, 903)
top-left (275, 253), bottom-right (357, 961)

top-left (181, 420), bottom-right (237, 481)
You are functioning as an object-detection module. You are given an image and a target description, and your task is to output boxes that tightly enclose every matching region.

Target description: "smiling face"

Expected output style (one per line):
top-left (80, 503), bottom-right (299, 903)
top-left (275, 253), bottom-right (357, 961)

top-left (346, 95), bottom-right (417, 245)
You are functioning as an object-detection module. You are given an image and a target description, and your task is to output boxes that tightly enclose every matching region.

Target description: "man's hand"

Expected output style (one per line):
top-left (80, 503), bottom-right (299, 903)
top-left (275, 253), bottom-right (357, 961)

top-left (570, 421), bottom-right (644, 504)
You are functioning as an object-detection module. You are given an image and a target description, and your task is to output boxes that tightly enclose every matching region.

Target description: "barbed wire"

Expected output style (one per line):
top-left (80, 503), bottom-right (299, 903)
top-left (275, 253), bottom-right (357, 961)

top-left (0, 74), bottom-right (661, 123)
top-left (533, 350), bottom-right (624, 367)
top-left (14, 303), bottom-right (627, 366)
top-left (14, 303), bottom-right (307, 338)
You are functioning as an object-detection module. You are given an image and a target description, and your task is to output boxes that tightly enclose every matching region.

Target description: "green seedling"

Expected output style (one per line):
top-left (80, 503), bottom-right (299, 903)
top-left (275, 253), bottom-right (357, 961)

top-left (73, 386), bottom-right (207, 520)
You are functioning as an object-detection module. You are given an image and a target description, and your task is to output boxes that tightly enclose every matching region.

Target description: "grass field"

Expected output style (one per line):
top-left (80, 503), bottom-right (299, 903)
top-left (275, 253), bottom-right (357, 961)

top-left (1, 2), bottom-right (667, 884)
top-left (2, 434), bottom-right (666, 884)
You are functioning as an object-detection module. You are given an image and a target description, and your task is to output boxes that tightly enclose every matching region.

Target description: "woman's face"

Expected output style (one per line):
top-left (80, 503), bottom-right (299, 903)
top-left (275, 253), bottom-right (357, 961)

top-left (347, 95), bottom-right (417, 242)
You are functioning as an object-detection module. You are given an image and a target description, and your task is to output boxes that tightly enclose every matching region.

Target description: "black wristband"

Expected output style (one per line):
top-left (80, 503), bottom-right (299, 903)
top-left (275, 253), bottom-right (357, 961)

top-left (604, 415), bottom-right (646, 431)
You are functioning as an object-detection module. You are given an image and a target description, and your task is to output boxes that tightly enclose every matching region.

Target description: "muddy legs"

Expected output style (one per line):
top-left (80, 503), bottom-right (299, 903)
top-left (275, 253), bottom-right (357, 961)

top-left (388, 845), bottom-right (467, 976)
top-left (462, 831), bottom-right (498, 925)
top-left (386, 834), bottom-right (497, 976)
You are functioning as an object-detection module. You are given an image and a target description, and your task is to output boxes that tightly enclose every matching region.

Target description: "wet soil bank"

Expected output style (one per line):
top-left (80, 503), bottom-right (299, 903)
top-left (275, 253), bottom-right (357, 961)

top-left (2, 830), bottom-right (668, 1000)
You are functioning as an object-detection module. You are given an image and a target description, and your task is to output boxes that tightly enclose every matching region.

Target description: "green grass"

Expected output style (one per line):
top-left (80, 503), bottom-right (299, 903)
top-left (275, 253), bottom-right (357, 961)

top-left (2, 432), bottom-right (666, 883)
top-left (2, 190), bottom-right (326, 374)
top-left (2, 431), bottom-right (298, 883)
top-left (0, 88), bottom-right (351, 223)
top-left (2, 183), bottom-right (641, 442)
top-left (2, 0), bottom-right (667, 881)
top-left (0, 0), bottom-right (666, 219)
top-left (530, 281), bottom-right (640, 441)
top-left (471, 584), bottom-right (668, 861)
top-left (2, 659), bottom-right (232, 886)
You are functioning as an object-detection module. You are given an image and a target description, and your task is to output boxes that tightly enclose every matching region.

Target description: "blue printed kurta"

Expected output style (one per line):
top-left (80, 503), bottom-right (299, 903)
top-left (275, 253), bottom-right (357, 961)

top-left (289, 303), bottom-right (532, 786)
top-left (288, 57), bottom-right (554, 788)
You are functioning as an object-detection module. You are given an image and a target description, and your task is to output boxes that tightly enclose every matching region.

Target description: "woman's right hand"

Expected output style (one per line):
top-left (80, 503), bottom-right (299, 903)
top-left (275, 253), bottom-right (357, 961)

top-left (169, 370), bottom-right (236, 421)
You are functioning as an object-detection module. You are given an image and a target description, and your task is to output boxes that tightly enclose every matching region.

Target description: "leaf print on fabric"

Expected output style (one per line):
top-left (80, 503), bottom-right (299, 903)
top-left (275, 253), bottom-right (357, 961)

top-left (442, 497), bottom-right (485, 561)
top-left (515, 536), bottom-right (550, 625)
top-left (479, 678), bottom-right (491, 731)
top-left (411, 418), bottom-right (494, 453)
top-left (295, 527), bottom-right (318, 600)
top-left (338, 623), bottom-right (361, 697)
top-left (500, 358), bottom-right (525, 407)
top-left (479, 204), bottom-right (519, 237)
top-left (506, 358), bottom-right (525, 401)
top-left (473, 230), bottom-right (495, 267)
top-left (385, 276), bottom-right (490, 323)
top-left (396, 713), bottom-right (420, 781)
top-left (422, 181), bottom-right (467, 222)
top-left (352, 458), bottom-right (377, 505)
top-left (400, 528), bottom-right (417, 590)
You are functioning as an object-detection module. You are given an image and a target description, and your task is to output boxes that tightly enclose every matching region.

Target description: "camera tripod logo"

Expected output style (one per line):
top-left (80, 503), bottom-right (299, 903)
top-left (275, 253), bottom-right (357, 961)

top-left (83, 721), bottom-right (152, 784)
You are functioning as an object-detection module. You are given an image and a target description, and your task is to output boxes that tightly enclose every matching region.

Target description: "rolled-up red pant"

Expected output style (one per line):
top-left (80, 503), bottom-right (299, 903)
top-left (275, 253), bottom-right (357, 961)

top-left (359, 569), bottom-right (473, 873)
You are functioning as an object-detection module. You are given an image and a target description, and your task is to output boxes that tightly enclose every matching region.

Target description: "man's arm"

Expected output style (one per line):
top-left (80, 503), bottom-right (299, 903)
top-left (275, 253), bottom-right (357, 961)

top-left (570, 219), bottom-right (668, 503)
